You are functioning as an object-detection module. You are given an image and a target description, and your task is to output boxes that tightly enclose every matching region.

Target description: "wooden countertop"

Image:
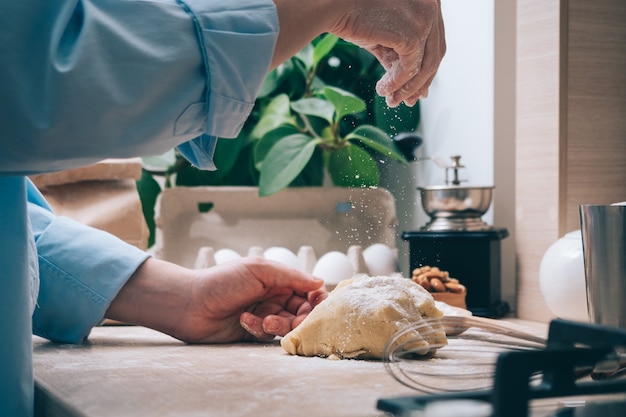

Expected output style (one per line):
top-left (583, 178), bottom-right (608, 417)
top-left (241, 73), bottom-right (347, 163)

top-left (36, 321), bottom-right (619, 417)
top-left (33, 326), bottom-right (420, 417)
top-left (33, 319), bottom-right (622, 417)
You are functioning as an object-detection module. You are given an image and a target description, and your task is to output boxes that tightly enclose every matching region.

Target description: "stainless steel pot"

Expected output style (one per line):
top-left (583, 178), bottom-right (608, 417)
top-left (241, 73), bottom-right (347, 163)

top-left (418, 185), bottom-right (494, 231)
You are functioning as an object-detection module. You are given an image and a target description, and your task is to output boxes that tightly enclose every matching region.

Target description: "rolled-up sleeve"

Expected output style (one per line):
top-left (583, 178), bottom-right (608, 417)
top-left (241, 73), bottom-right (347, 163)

top-left (0, 0), bottom-right (278, 175)
top-left (29, 201), bottom-right (150, 344)
top-left (180, 0), bottom-right (278, 138)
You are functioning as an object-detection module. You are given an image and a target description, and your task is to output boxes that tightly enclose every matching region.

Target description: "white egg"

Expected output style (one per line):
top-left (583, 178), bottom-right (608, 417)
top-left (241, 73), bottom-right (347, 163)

top-left (214, 248), bottom-right (242, 265)
top-left (195, 247), bottom-right (216, 269)
top-left (312, 251), bottom-right (355, 287)
top-left (247, 246), bottom-right (264, 257)
top-left (362, 243), bottom-right (398, 276)
top-left (263, 247), bottom-right (300, 269)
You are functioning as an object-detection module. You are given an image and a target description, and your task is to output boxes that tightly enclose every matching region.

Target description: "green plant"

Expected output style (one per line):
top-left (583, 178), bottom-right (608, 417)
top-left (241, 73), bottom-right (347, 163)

top-left (253, 34), bottom-right (409, 195)
top-left (137, 35), bottom-right (421, 246)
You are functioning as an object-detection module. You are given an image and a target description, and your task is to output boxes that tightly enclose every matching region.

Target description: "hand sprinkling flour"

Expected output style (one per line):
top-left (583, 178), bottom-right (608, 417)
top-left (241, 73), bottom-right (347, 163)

top-left (332, 0), bottom-right (446, 107)
top-left (273, 0), bottom-right (446, 107)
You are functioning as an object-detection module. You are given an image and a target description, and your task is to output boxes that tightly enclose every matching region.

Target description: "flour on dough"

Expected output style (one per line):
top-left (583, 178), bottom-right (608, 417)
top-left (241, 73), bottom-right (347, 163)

top-left (280, 276), bottom-right (447, 359)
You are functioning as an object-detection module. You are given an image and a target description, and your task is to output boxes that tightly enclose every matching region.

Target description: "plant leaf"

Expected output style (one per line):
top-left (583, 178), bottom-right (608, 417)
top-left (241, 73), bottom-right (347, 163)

top-left (258, 134), bottom-right (322, 196)
top-left (225, 143), bottom-right (260, 186)
top-left (322, 87), bottom-right (366, 121)
top-left (212, 132), bottom-right (248, 174)
top-left (295, 42), bottom-right (315, 71)
top-left (254, 124), bottom-right (302, 169)
top-left (250, 94), bottom-right (294, 140)
top-left (327, 144), bottom-right (380, 187)
top-left (291, 97), bottom-right (335, 124)
top-left (257, 68), bottom-right (281, 98)
top-left (293, 147), bottom-right (325, 186)
top-left (249, 114), bottom-right (294, 141)
top-left (264, 93), bottom-right (292, 116)
top-left (310, 75), bottom-right (328, 92)
top-left (263, 58), bottom-right (307, 99)
top-left (313, 34), bottom-right (339, 67)
top-left (346, 125), bottom-right (407, 163)
top-left (259, 60), bottom-right (299, 98)
top-left (135, 170), bottom-right (162, 248)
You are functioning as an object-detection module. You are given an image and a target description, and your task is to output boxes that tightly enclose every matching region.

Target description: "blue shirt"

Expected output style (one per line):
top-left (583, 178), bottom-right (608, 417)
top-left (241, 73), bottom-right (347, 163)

top-left (0, 1), bottom-right (278, 415)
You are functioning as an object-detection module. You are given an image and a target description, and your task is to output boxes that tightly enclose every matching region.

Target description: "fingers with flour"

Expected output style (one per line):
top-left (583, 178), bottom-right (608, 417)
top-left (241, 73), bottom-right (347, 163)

top-left (375, 0), bottom-right (446, 107)
top-left (273, 0), bottom-right (446, 106)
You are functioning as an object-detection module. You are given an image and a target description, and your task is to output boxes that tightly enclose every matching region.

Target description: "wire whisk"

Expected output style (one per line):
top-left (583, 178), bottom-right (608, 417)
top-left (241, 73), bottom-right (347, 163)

top-left (384, 315), bottom-right (547, 394)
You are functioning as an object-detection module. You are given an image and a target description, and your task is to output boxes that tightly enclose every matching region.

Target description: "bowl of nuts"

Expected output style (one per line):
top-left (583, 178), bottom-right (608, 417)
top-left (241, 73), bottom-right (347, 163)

top-left (411, 266), bottom-right (467, 309)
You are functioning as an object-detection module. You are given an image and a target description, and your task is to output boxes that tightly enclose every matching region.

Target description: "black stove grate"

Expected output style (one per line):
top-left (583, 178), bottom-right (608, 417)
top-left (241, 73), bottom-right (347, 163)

top-left (378, 319), bottom-right (626, 417)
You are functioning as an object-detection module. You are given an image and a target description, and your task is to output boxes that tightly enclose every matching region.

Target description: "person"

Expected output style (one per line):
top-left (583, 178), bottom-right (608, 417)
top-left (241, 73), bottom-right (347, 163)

top-left (0, 0), bottom-right (446, 415)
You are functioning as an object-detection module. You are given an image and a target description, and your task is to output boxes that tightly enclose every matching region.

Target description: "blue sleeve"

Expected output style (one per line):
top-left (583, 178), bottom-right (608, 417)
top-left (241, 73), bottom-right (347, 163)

top-left (0, 0), bottom-right (278, 175)
top-left (28, 189), bottom-right (150, 344)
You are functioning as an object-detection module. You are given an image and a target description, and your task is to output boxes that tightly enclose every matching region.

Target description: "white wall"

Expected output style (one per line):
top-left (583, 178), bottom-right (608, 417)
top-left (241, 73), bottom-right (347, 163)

top-left (419, 0), bottom-right (495, 192)
top-left (382, 0), bottom-right (495, 239)
top-left (381, 0), bottom-right (517, 310)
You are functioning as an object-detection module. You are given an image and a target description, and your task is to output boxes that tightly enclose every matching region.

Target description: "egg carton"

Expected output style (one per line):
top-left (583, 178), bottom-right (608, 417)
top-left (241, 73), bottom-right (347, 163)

top-left (152, 186), bottom-right (400, 273)
top-left (193, 243), bottom-right (401, 288)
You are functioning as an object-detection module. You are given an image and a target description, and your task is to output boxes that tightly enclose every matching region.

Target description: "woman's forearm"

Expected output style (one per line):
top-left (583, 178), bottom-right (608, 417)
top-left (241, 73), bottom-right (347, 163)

top-left (270, 0), bottom-right (350, 69)
top-left (105, 258), bottom-right (193, 339)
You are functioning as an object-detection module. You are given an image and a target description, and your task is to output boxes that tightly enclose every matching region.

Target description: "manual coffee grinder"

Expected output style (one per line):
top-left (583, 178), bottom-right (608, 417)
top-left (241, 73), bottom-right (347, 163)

top-left (402, 155), bottom-right (510, 317)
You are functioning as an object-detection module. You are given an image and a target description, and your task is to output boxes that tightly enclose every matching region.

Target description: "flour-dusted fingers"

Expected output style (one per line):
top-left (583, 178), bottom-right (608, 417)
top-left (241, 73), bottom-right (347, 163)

top-left (375, 2), bottom-right (446, 107)
top-left (273, 0), bottom-right (445, 105)
top-left (240, 312), bottom-right (276, 342)
top-left (240, 311), bottom-right (300, 341)
top-left (403, 71), bottom-right (437, 106)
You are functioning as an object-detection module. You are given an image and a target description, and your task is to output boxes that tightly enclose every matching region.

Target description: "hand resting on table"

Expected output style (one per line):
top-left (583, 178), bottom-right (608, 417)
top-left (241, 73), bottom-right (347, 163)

top-left (105, 257), bottom-right (328, 344)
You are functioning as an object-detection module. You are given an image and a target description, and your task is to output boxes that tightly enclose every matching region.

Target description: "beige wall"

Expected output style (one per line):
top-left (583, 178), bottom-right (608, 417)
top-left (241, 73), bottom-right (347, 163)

top-left (515, 0), bottom-right (626, 321)
top-left (564, 1), bottom-right (626, 227)
top-left (494, 0), bottom-right (518, 312)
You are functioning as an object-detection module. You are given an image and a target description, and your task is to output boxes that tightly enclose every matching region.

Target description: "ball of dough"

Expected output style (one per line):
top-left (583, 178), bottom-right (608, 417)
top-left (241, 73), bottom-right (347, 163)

top-left (280, 276), bottom-right (447, 359)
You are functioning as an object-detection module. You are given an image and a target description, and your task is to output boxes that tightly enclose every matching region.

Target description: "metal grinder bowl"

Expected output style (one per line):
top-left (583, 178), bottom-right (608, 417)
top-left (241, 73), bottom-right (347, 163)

top-left (418, 185), bottom-right (494, 231)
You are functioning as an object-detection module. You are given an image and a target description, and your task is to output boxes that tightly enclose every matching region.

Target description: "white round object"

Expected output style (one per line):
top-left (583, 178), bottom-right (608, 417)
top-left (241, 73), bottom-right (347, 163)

top-left (312, 251), bottom-right (355, 286)
top-left (214, 248), bottom-right (242, 265)
top-left (362, 243), bottom-right (398, 276)
top-left (263, 247), bottom-right (300, 270)
top-left (539, 230), bottom-right (589, 322)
